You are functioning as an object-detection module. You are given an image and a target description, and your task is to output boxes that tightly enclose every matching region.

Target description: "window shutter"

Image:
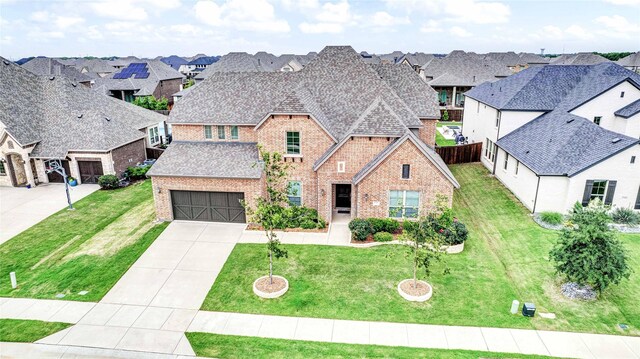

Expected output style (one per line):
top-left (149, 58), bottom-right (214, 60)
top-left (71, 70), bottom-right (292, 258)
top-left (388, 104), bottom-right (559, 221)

top-left (635, 187), bottom-right (640, 210)
top-left (604, 180), bottom-right (617, 205)
top-left (582, 180), bottom-right (594, 206)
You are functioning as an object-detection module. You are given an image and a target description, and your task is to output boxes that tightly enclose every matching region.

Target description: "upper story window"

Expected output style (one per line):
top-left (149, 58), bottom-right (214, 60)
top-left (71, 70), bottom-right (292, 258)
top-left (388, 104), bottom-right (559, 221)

top-left (621, 91), bottom-right (625, 98)
top-left (0, 162), bottom-right (5, 176)
top-left (495, 111), bottom-right (501, 128)
top-left (230, 126), bottom-right (239, 140)
top-left (286, 131), bottom-right (300, 155)
top-left (217, 125), bottom-right (225, 139)
top-left (503, 153), bottom-right (509, 170)
top-left (593, 116), bottom-right (602, 126)
top-left (148, 126), bottom-right (160, 145)
top-left (631, 156), bottom-right (636, 164)
top-left (515, 160), bottom-right (520, 175)
top-left (204, 125), bottom-right (212, 139)
top-left (287, 181), bottom-right (302, 206)
top-left (402, 164), bottom-right (410, 179)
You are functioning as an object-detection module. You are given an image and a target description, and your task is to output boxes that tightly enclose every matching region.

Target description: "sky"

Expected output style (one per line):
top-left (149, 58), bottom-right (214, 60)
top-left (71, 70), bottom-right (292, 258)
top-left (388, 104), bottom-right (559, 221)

top-left (0, 0), bottom-right (639, 59)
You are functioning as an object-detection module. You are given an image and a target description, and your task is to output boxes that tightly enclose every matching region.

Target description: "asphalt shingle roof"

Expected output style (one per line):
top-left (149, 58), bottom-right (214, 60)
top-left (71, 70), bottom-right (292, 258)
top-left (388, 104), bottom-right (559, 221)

top-left (0, 57), bottom-right (165, 158)
top-left (617, 52), bottom-right (640, 67)
top-left (146, 141), bottom-right (262, 179)
top-left (421, 50), bottom-right (512, 87)
top-left (497, 111), bottom-right (638, 176)
top-left (550, 53), bottom-right (611, 65)
top-left (22, 58), bottom-right (93, 84)
top-left (615, 99), bottom-right (640, 118)
top-left (160, 55), bottom-right (188, 70)
top-left (92, 60), bottom-right (184, 96)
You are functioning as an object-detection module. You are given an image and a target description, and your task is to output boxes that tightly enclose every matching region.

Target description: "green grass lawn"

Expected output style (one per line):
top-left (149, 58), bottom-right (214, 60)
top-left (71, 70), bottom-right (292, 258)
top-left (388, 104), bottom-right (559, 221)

top-left (0, 319), bottom-right (71, 342)
top-left (435, 121), bottom-right (461, 147)
top-left (202, 164), bottom-right (639, 335)
top-left (0, 180), bottom-right (168, 301)
top-left (186, 333), bottom-right (555, 359)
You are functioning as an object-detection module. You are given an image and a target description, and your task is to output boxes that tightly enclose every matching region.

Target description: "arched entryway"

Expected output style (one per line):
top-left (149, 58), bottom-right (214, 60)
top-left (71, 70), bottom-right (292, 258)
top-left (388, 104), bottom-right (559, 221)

top-left (6, 153), bottom-right (28, 186)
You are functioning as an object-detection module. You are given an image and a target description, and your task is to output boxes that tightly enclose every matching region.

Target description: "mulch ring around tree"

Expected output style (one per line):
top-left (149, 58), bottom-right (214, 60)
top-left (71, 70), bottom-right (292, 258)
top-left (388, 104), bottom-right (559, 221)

top-left (255, 276), bottom-right (287, 293)
top-left (399, 279), bottom-right (431, 297)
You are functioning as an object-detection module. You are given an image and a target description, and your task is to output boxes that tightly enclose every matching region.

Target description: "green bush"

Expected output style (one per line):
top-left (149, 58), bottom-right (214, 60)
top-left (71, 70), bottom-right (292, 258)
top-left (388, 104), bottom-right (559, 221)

top-left (367, 218), bottom-right (400, 234)
top-left (443, 221), bottom-right (468, 245)
top-left (610, 207), bottom-right (640, 225)
top-left (373, 232), bottom-right (394, 242)
top-left (125, 165), bottom-right (151, 181)
top-left (98, 174), bottom-right (120, 190)
top-left (300, 219), bottom-right (317, 230)
top-left (540, 211), bottom-right (564, 225)
top-left (348, 219), bottom-right (373, 241)
top-left (132, 96), bottom-right (169, 110)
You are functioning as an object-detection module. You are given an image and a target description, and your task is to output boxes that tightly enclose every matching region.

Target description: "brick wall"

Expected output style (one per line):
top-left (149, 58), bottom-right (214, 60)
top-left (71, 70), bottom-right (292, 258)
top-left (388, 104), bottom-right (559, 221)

top-left (151, 175), bottom-right (263, 221)
top-left (153, 78), bottom-right (183, 104)
top-left (256, 114), bottom-right (335, 215)
top-left (111, 139), bottom-right (147, 177)
top-left (418, 119), bottom-right (437, 147)
top-left (356, 139), bottom-right (454, 219)
top-left (172, 124), bottom-right (257, 142)
top-left (316, 136), bottom-right (393, 220)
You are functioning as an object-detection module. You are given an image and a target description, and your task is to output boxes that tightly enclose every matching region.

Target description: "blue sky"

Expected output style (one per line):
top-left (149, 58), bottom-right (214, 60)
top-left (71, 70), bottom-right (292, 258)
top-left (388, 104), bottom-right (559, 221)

top-left (0, 0), bottom-right (638, 59)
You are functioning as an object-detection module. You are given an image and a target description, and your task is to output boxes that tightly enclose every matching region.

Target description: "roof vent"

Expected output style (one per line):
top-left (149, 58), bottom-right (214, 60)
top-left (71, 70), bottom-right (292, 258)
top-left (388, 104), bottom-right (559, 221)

top-left (612, 138), bottom-right (621, 143)
top-left (77, 114), bottom-right (83, 119)
top-left (2, 60), bottom-right (9, 65)
top-left (525, 150), bottom-right (530, 154)
top-left (71, 82), bottom-right (77, 87)
top-left (105, 117), bottom-right (110, 121)
top-left (566, 118), bottom-right (574, 123)
top-left (49, 76), bottom-right (55, 81)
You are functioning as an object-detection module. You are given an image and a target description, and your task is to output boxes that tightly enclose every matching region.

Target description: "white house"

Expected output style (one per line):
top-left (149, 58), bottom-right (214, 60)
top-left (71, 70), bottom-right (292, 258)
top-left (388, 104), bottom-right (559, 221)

top-left (462, 63), bottom-right (640, 213)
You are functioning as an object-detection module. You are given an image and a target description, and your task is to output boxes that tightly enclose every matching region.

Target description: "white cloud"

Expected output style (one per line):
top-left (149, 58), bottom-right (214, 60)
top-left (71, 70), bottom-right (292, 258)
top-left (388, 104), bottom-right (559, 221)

top-left (92, 0), bottom-right (148, 21)
top-left (595, 15), bottom-right (640, 34)
top-left (603, 0), bottom-right (640, 5)
top-left (55, 16), bottom-right (85, 29)
top-left (420, 19), bottom-right (443, 33)
top-left (565, 24), bottom-right (593, 40)
top-left (30, 11), bottom-right (49, 22)
top-left (450, 26), bottom-right (472, 38)
top-left (27, 29), bottom-right (65, 40)
top-left (194, 0), bottom-right (290, 33)
top-left (444, 0), bottom-right (510, 24)
top-left (297, 0), bottom-right (356, 34)
top-left (170, 24), bottom-right (200, 35)
top-left (371, 11), bottom-right (410, 27)
top-left (299, 22), bottom-right (343, 34)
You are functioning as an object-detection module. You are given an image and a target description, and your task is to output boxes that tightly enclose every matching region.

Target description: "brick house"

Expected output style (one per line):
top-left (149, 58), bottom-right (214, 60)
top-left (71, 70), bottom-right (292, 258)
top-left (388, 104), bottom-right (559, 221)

top-left (0, 57), bottom-right (166, 187)
top-left (148, 46), bottom-right (459, 223)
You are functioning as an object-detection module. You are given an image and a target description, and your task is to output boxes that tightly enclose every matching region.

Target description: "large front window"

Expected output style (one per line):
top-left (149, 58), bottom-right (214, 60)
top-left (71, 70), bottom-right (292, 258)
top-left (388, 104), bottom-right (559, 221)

top-left (286, 131), bottom-right (300, 155)
top-left (389, 190), bottom-right (420, 218)
top-left (288, 181), bottom-right (302, 206)
top-left (148, 126), bottom-right (160, 145)
top-left (590, 180), bottom-right (608, 202)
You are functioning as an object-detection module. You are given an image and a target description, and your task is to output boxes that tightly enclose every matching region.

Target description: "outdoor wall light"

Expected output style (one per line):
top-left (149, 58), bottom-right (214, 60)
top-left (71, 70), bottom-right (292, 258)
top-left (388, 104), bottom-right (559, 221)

top-left (364, 194), bottom-right (369, 201)
top-left (320, 189), bottom-right (326, 196)
top-left (156, 186), bottom-right (162, 194)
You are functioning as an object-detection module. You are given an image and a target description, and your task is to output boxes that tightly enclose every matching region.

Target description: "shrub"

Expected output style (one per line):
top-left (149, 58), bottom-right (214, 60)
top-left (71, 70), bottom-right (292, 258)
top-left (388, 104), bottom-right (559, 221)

top-left (367, 218), bottom-right (400, 234)
top-left (125, 165), bottom-right (151, 181)
top-left (98, 174), bottom-right (120, 190)
top-left (348, 218), bottom-right (373, 241)
top-left (611, 207), bottom-right (640, 225)
top-left (443, 221), bottom-right (468, 245)
top-left (540, 211), bottom-right (564, 225)
top-left (300, 219), bottom-right (317, 230)
top-left (373, 231), bottom-right (394, 242)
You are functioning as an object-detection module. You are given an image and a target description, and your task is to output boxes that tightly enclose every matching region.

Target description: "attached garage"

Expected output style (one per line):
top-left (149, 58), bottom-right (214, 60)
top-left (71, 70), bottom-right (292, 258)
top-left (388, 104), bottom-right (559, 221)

top-left (78, 160), bottom-right (104, 184)
top-left (171, 190), bottom-right (246, 223)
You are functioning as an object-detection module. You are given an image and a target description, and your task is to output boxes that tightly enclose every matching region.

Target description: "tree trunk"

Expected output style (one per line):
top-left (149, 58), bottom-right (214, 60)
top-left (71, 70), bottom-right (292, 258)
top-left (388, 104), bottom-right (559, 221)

top-left (413, 241), bottom-right (418, 289)
top-left (269, 246), bottom-right (273, 285)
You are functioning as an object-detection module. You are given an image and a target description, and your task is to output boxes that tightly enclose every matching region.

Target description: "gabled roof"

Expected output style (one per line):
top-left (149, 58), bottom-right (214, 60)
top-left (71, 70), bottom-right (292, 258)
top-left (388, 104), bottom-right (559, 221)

top-left (146, 141), bottom-right (262, 179)
top-left (160, 55), bottom-right (188, 70)
top-left (352, 131), bottom-right (459, 187)
top-left (0, 57), bottom-right (165, 158)
top-left (550, 53), bottom-right (611, 65)
top-left (465, 63), bottom-right (640, 111)
top-left (91, 60), bottom-right (184, 94)
top-left (615, 99), bottom-right (640, 118)
top-left (187, 56), bottom-right (218, 66)
top-left (72, 59), bottom-right (115, 78)
top-left (195, 52), bottom-right (265, 80)
top-left (617, 52), bottom-right (640, 67)
top-left (496, 111), bottom-right (639, 176)
top-left (421, 50), bottom-right (511, 87)
top-left (22, 58), bottom-right (93, 83)
top-left (397, 52), bottom-right (435, 67)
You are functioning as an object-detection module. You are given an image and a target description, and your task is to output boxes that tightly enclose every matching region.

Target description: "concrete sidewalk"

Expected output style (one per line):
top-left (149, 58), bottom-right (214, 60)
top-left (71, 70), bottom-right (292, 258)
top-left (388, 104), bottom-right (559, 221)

top-left (188, 311), bottom-right (640, 359)
top-left (0, 342), bottom-right (214, 359)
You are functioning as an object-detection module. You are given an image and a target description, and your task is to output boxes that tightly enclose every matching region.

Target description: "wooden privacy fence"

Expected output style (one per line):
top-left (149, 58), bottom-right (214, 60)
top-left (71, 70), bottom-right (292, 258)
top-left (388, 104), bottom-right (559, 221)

top-left (435, 142), bottom-right (482, 164)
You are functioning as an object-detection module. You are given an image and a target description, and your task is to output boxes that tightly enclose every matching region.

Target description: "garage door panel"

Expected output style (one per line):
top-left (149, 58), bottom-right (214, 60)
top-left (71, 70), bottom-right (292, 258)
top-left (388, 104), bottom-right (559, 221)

top-left (78, 160), bottom-right (103, 184)
top-left (171, 190), bottom-right (245, 223)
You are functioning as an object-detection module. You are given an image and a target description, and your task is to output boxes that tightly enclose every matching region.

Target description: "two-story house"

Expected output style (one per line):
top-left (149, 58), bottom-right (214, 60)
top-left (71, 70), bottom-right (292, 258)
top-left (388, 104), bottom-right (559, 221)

top-left (462, 63), bottom-right (640, 213)
top-left (0, 57), bottom-right (165, 187)
top-left (147, 46), bottom-right (459, 224)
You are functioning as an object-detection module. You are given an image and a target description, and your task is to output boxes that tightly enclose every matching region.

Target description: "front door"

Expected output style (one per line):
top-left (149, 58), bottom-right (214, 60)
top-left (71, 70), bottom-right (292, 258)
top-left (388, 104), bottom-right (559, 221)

top-left (335, 184), bottom-right (351, 209)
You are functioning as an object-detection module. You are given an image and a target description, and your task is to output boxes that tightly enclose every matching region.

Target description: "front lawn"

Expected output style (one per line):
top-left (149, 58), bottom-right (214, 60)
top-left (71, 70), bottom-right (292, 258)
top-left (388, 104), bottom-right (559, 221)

top-left (186, 333), bottom-right (554, 359)
top-left (202, 164), bottom-right (639, 335)
top-left (0, 180), bottom-right (168, 301)
top-left (0, 319), bottom-right (71, 342)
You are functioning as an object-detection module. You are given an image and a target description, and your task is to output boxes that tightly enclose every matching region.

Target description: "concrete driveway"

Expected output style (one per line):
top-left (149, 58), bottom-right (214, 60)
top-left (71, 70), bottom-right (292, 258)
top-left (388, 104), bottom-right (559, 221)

top-left (0, 183), bottom-right (99, 245)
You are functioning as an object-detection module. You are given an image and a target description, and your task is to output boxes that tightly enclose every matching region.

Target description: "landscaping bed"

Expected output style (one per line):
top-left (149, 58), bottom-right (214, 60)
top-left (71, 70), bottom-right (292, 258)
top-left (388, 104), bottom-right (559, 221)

top-left (0, 180), bottom-right (168, 301)
top-left (202, 164), bottom-right (640, 335)
top-left (0, 319), bottom-right (70, 342)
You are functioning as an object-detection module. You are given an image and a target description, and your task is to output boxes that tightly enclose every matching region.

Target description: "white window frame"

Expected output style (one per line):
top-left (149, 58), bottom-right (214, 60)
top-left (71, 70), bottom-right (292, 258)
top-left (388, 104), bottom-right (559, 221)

top-left (337, 161), bottom-right (345, 173)
top-left (230, 126), bottom-right (239, 140)
top-left (204, 125), bottom-right (212, 140)
top-left (495, 110), bottom-right (501, 128)
top-left (589, 180), bottom-right (608, 202)
top-left (148, 126), bottom-right (160, 146)
top-left (388, 190), bottom-right (420, 219)
top-left (217, 125), bottom-right (226, 140)
top-left (515, 160), bottom-right (520, 176)
top-left (285, 131), bottom-right (301, 155)
top-left (503, 153), bottom-right (509, 171)
top-left (287, 181), bottom-right (302, 206)
top-left (401, 164), bottom-right (411, 179)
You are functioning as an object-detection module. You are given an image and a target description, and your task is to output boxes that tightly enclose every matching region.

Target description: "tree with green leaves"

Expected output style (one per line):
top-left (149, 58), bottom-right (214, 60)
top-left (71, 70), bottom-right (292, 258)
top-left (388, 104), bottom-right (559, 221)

top-left (400, 195), bottom-right (451, 290)
top-left (132, 96), bottom-right (169, 110)
top-left (550, 199), bottom-right (632, 293)
top-left (183, 78), bottom-right (195, 89)
top-left (442, 109), bottom-right (449, 122)
top-left (244, 147), bottom-right (289, 284)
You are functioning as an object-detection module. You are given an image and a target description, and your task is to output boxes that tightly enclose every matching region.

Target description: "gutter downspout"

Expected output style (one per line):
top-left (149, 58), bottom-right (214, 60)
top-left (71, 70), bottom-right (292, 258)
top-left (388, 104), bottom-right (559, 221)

top-left (532, 175), bottom-right (541, 213)
top-left (491, 110), bottom-right (502, 175)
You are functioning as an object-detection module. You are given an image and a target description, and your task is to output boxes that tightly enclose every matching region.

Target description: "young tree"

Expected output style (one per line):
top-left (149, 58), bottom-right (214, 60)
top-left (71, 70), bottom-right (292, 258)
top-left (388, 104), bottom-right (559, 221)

top-left (400, 195), bottom-right (451, 289)
top-left (244, 147), bottom-right (289, 284)
top-left (549, 200), bottom-right (632, 293)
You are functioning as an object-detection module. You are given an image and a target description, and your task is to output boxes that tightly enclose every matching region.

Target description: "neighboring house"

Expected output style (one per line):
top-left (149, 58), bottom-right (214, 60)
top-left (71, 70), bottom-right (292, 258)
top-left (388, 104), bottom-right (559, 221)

top-left (148, 46), bottom-right (457, 224)
top-left (462, 63), bottom-right (640, 213)
top-left (550, 52), bottom-right (611, 65)
top-left (92, 60), bottom-right (185, 105)
top-left (160, 55), bottom-right (189, 71)
top-left (397, 52), bottom-right (435, 71)
top-left (0, 57), bottom-right (166, 187)
top-left (21, 57), bottom-right (93, 87)
top-left (179, 56), bottom-right (219, 77)
top-left (378, 51), bottom-right (405, 64)
top-left (419, 50), bottom-right (512, 121)
top-left (617, 52), bottom-right (640, 74)
top-left (72, 59), bottom-right (116, 79)
top-left (483, 52), bottom-right (550, 73)
top-left (194, 52), bottom-right (316, 81)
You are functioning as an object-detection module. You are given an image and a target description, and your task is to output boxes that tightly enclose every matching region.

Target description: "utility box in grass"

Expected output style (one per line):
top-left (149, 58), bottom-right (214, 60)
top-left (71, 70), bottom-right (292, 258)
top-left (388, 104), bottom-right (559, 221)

top-left (522, 302), bottom-right (536, 317)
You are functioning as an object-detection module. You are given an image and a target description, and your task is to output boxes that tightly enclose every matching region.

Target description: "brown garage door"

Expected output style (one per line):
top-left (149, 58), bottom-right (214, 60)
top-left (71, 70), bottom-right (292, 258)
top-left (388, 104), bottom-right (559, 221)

top-left (78, 160), bottom-right (103, 184)
top-left (46, 160), bottom-right (71, 183)
top-left (171, 190), bottom-right (246, 223)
